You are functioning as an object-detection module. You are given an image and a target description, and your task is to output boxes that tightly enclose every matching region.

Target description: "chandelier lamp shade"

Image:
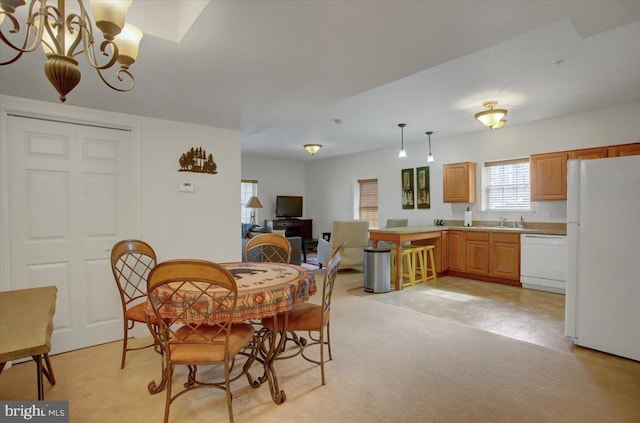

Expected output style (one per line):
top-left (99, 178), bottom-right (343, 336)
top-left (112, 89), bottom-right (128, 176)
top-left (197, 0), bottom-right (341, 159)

top-left (0, 0), bottom-right (143, 102)
top-left (304, 144), bottom-right (322, 155)
top-left (426, 131), bottom-right (434, 162)
top-left (397, 123), bottom-right (407, 158)
top-left (474, 101), bottom-right (508, 129)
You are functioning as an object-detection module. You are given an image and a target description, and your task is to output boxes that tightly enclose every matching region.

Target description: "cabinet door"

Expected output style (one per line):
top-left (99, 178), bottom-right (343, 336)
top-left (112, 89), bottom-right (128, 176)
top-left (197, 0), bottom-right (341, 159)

top-left (443, 162), bottom-right (476, 203)
top-left (490, 233), bottom-right (520, 280)
top-left (569, 147), bottom-right (608, 160)
top-left (465, 240), bottom-right (490, 275)
top-left (530, 152), bottom-right (568, 201)
top-left (609, 142), bottom-right (640, 157)
top-left (440, 231), bottom-right (450, 272)
top-left (449, 231), bottom-right (465, 271)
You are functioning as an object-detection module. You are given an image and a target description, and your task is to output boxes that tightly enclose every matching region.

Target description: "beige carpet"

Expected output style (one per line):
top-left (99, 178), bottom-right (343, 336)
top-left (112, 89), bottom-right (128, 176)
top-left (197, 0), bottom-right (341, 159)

top-left (1, 270), bottom-right (639, 422)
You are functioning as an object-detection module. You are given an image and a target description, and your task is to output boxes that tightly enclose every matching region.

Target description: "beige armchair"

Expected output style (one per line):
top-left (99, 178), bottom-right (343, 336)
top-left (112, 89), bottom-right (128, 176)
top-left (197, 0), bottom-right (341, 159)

top-left (317, 220), bottom-right (369, 270)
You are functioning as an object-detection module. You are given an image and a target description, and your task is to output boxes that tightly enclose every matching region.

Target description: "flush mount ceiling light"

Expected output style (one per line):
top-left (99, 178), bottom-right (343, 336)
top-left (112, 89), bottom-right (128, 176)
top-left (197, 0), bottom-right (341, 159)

top-left (474, 101), bottom-right (508, 129)
top-left (304, 144), bottom-right (322, 155)
top-left (0, 0), bottom-right (143, 102)
top-left (397, 123), bottom-right (407, 158)
top-left (426, 131), bottom-right (434, 162)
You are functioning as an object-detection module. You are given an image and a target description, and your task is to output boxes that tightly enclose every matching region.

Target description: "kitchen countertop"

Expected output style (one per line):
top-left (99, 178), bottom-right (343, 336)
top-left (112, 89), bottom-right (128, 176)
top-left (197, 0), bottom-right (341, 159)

top-left (369, 225), bottom-right (566, 236)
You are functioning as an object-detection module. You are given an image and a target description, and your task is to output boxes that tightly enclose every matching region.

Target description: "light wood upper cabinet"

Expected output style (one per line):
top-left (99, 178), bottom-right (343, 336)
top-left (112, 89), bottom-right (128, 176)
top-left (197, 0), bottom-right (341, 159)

top-left (609, 142), bottom-right (640, 157)
top-left (531, 142), bottom-right (639, 201)
top-left (568, 147), bottom-right (608, 160)
top-left (530, 152), bottom-right (568, 201)
top-left (443, 162), bottom-right (476, 203)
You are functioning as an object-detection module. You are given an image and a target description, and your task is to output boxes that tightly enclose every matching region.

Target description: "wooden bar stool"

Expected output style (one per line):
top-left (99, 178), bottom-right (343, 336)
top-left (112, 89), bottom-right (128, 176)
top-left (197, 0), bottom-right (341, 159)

top-left (406, 244), bottom-right (437, 284)
top-left (390, 249), bottom-right (415, 287)
top-left (406, 245), bottom-right (427, 284)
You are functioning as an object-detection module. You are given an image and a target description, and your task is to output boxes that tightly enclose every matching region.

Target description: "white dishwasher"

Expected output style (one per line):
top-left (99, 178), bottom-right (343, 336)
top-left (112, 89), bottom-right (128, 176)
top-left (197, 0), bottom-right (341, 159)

top-left (520, 234), bottom-right (567, 294)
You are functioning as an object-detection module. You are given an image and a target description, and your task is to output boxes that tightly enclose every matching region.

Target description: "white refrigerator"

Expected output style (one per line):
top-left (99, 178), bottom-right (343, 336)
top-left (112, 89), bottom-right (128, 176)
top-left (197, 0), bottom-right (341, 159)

top-left (565, 155), bottom-right (640, 361)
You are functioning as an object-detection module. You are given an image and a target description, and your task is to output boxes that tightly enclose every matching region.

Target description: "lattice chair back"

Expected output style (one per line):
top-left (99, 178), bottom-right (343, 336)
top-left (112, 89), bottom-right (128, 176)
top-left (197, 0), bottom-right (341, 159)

top-left (110, 239), bottom-right (158, 369)
top-left (322, 243), bottom-right (344, 325)
top-left (111, 239), bottom-right (157, 307)
top-left (244, 233), bottom-right (292, 264)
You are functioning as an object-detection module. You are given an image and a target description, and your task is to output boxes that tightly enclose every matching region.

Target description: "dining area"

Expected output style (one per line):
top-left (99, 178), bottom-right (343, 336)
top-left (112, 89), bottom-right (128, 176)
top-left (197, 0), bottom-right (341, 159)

top-left (108, 236), bottom-right (344, 422)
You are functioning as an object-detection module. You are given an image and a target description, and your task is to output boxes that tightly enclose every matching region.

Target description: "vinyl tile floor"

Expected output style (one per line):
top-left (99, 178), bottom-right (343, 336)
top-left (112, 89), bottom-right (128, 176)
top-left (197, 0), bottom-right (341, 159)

top-left (347, 274), bottom-right (639, 372)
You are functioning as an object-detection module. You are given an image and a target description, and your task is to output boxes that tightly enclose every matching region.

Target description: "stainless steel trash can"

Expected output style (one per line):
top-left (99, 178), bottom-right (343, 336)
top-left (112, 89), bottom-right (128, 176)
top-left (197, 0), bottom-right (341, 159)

top-left (364, 247), bottom-right (391, 293)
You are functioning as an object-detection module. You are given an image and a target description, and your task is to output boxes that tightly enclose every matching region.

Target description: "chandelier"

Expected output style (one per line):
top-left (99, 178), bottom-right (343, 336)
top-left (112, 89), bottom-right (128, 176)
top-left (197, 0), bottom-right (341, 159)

top-left (474, 101), bottom-right (507, 129)
top-left (0, 0), bottom-right (143, 102)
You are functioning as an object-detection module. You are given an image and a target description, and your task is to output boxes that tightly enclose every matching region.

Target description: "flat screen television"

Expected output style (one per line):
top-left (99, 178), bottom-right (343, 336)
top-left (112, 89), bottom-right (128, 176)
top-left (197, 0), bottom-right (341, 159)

top-left (276, 195), bottom-right (303, 218)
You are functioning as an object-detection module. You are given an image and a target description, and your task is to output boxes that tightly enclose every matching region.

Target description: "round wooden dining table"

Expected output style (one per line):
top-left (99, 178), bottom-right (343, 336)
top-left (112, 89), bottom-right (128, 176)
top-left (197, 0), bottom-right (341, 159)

top-left (146, 261), bottom-right (316, 404)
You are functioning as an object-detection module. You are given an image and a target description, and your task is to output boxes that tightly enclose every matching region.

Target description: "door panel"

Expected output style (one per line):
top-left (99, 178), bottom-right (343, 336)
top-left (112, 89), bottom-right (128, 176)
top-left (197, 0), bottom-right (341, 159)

top-left (8, 116), bottom-right (132, 354)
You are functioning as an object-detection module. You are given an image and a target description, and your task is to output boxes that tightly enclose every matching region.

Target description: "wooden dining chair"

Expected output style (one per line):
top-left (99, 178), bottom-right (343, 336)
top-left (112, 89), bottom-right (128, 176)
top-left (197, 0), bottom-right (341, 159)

top-left (110, 239), bottom-right (158, 369)
top-left (244, 233), bottom-right (292, 264)
top-left (146, 259), bottom-right (259, 423)
top-left (261, 243), bottom-right (344, 385)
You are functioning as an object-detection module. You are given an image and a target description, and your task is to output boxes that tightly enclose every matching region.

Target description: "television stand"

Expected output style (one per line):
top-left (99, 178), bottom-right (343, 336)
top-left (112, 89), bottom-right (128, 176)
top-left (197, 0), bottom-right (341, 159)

top-left (265, 218), bottom-right (312, 240)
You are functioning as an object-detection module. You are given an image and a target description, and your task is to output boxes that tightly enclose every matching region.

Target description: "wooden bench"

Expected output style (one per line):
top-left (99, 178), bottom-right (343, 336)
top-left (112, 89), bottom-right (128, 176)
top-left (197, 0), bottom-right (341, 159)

top-left (0, 286), bottom-right (57, 400)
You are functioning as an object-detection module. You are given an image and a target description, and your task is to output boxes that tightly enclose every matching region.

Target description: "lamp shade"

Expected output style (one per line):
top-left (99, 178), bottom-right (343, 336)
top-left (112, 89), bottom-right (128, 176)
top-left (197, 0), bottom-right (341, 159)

top-left (246, 196), bottom-right (263, 209)
top-left (304, 144), bottom-right (322, 155)
top-left (115, 23), bottom-right (143, 67)
top-left (89, 0), bottom-right (132, 39)
top-left (475, 101), bottom-right (508, 129)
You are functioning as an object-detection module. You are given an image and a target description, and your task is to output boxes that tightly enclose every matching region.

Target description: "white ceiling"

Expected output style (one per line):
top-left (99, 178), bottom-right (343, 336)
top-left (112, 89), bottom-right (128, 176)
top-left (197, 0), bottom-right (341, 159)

top-left (1, 1), bottom-right (640, 162)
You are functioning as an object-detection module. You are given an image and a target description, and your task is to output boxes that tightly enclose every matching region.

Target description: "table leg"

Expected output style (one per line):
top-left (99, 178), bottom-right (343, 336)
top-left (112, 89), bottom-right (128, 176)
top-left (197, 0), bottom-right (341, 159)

top-left (395, 244), bottom-right (404, 291)
top-left (33, 355), bottom-right (44, 400)
top-left (261, 312), bottom-right (288, 404)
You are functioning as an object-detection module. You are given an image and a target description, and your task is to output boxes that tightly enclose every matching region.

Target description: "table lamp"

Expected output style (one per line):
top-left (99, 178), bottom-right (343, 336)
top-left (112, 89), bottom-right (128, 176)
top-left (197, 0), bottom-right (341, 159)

top-left (246, 196), bottom-right (263, 225)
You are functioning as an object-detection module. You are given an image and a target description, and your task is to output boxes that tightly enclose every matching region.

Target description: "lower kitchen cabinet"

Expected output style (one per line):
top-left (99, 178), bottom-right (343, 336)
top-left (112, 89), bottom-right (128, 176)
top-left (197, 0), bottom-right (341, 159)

top-left (449, 230), bottom-right (465, 272)
top-left (490, 233), bottom-right (520, 280)
top-left (464, 231), bottom-right (490, 275)
top-left (449, 230), bottom-right (521, 285)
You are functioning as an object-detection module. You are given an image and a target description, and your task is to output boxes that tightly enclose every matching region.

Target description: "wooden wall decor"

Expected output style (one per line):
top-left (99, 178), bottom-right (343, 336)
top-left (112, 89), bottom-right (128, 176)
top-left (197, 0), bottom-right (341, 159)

top-left (178, 146), bottom-right (218, 174)
top-left (401, 168), bottom-right (415, 209)
top-left (416, 166), bottom-right (430, 209)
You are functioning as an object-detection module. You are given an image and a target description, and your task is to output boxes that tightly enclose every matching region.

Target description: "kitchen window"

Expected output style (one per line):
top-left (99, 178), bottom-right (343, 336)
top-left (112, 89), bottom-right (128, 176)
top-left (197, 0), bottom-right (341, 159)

top-left (484, 158), bottom-right (531, 211)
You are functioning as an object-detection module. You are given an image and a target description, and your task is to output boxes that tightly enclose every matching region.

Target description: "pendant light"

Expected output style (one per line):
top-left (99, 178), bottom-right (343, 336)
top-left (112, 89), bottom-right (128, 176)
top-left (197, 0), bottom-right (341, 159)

top-left (397, 123), bottom-right (407, 158)
top-left (426, 131), bottom-right (434, 162)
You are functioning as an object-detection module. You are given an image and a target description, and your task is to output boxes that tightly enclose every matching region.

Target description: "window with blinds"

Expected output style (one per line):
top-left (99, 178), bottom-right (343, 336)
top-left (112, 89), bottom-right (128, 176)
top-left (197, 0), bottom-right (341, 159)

top-left (484, 158), bottom-right (531, 210)
top-left (241, 179), bottom-right (258, 224)
top-left (358, 178), bottom-right (379, 229)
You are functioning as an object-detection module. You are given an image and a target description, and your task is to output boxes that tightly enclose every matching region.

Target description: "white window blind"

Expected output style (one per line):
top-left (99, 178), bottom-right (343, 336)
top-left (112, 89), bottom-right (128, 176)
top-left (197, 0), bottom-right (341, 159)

top-left (358, 178), bottom-right (379, 229)
top-left (485, 158), bottom-right (530, 210)
top-left (241, 180), bottom-right (257, 224)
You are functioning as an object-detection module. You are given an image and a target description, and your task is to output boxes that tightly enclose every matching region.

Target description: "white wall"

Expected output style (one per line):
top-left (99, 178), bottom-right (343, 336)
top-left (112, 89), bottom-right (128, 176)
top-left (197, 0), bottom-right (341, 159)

top-left (0, 95), bottom-right (242, 281)
top-left (241, 156), bottom-right (306, 224)
top-left (305, 102), bottom-right (640, 235)
top-left (140, 117), bottom-right (241, 261)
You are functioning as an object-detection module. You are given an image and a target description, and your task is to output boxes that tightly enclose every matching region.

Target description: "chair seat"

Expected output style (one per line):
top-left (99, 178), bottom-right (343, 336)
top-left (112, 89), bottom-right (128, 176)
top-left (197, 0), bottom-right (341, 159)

top-left (262, 303), bottom-right (326, 332)
top-left (170, 323), bottom-right (255, 363)
top-left (124, 302), bottom-right (158, 324)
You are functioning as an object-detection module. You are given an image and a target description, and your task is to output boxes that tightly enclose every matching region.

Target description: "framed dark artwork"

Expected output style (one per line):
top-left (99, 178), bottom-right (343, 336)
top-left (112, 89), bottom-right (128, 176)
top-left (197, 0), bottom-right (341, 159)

top-left (416, 166), bottom-right (431, 209)
top-left (178, 146), bottom-right (218, 174)
top-left (401, 168), bottom-right (415, 209)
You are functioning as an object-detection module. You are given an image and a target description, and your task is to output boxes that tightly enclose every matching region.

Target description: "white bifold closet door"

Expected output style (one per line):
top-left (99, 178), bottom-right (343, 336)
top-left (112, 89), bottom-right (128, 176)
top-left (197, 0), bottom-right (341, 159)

top-left (7, 115), bottom-right (133, 354)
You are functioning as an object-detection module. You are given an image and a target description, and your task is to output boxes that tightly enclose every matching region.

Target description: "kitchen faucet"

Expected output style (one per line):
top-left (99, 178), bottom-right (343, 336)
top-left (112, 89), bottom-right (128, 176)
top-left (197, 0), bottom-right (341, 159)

top-left (498, 217), bottom-right (508, 227)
